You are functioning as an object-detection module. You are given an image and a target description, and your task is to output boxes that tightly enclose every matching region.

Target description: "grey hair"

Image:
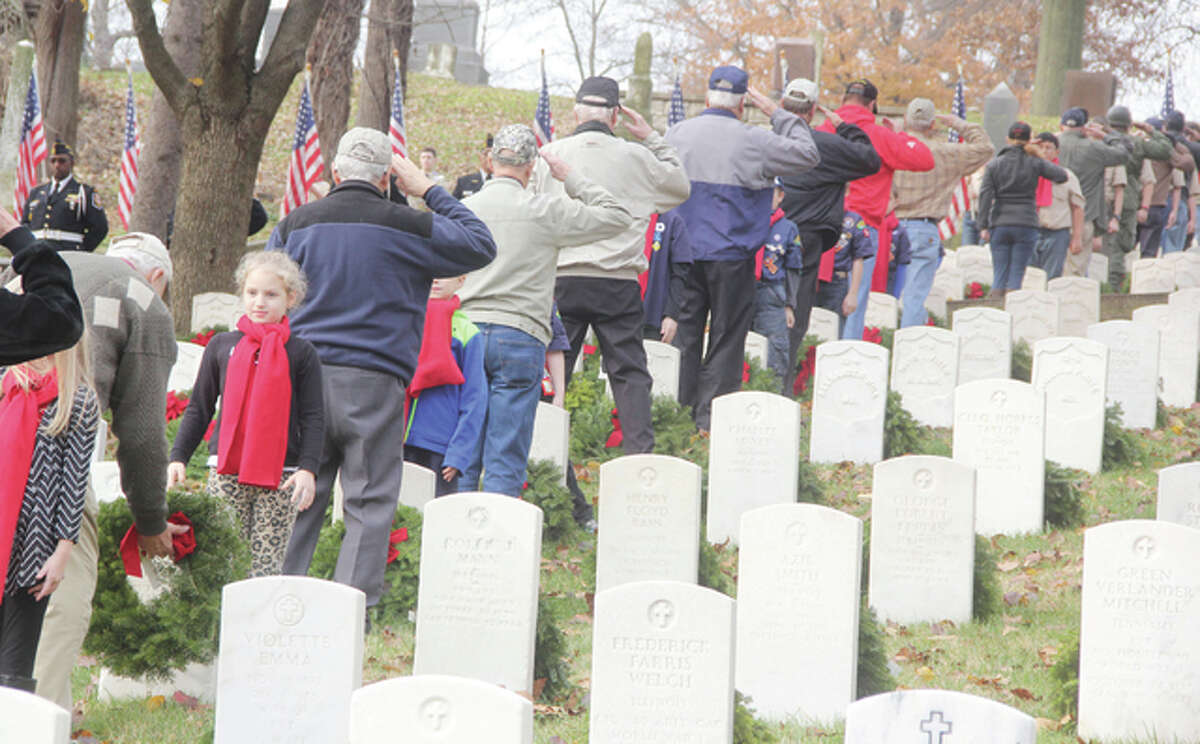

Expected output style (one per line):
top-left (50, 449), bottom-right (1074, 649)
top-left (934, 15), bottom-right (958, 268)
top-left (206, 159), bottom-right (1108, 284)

top-left (706, 90), bottom-right (745, 111)
top-left (574, 103), bottom-right (616, 124)
top-left (332, 153), bottom-right (388, 185)
top-left (781, 98), bottom-right (815, 116)
top-left (235, 251), bottom-right (308, 308)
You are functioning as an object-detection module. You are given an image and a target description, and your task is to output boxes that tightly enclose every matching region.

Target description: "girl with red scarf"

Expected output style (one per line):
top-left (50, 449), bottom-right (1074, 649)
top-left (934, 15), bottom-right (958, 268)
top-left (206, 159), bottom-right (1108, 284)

top-left (168, 252), bottom-right (325, 577)
top-left (0, 337), bottom-right (97, 691)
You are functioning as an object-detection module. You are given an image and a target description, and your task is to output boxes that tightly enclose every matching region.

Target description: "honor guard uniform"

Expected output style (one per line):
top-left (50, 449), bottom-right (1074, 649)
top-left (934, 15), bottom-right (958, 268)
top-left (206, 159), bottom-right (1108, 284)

top-left (21, 141), bottom-right (108, 252)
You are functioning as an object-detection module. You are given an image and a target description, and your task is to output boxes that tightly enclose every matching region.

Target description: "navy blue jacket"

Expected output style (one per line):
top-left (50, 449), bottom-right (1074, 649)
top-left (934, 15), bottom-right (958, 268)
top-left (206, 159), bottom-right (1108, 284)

top-left (267, 181), bottom-right (496, 384)
top-left (642, 210), bottom-right (694, 329)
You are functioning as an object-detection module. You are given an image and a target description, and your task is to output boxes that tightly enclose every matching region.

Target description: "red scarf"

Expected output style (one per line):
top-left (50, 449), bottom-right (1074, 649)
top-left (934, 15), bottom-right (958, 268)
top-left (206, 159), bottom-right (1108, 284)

top-left (0, 368), bottom-right (59, 599)
top-left (754, 209), bottom-right (786, 280)
top-left (1035, 157), bottom-right (1059, 208)
top-left (406, 296), bottom-right (465, 422)
top-left (638, 213), bottom-right (660, 299)
top-left (217, 316), bottom-right (292, 488)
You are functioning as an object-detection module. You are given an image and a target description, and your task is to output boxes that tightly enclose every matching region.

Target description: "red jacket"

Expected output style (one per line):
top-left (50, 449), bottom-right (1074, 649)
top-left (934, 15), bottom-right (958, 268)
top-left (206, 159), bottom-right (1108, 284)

top-left (818, 104), bottom-right (934, 228)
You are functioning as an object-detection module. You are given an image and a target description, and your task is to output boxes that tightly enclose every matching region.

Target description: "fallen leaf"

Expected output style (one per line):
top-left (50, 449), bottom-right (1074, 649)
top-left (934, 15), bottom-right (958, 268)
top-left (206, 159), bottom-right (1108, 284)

top-left (1003, 591), bottom-right (1025, 606)
top-left (1035, 717), bottom-right (1061, 731)
top-left (892, 646), bottom-right (928, 664)
top-left (188, 77), bottom-right (204, 86)
top-left (997, 551), bottom-right (1020, 571)
top-left (1010, 687), bottom-right (1038, 701)
top-left (145, 695), bottom-right (165, 710)
top-left (172, 691), bottom-right (200, 709)
top-left (915, 666), bottom-right (935, 680)
top-left (532, 678), bottom-right (547, 700)
top-left (1022, 550), bottom-right (1043, 568)
top-left (1038, 645), bottom-right (1058, 667)
top-left (929, 620), bottom-right (956, 635)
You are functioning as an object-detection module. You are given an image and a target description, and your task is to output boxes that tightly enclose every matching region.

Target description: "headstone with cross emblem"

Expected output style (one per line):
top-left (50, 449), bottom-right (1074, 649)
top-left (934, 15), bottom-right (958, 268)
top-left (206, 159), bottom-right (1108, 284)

top-left (706, 391), bottom-right (802, 545)
top-left (190, 291), bottom-right (241, 333)
top-left (1005, 289), bottom-right (1061, 346)
top-left (890, 327), bottom-right (960, 428)
top-left (0, 688), bottom-right (70, 744)
top-left (868, 456), bottom-right (976, 624)
top-left (413, 493), bottom-right (544, 694)
top-left (1156, 462), bottom-right (1200, 529)
top-left (1087, 320), bottom-right (1158, 429)
top-left (735, 503), bottom-right (862, 722)
top-left (527, 401), bottom-right (569, 485)
top-left (864, 291), bottom-right (898, 330)
top-left (1032, 336), bottom-right (1108, 474)
top-left (954, 244), bottom-right (993, 286)
top-left (213, 576), bottom-right (365, 743)
top-left (349, 675), bottom-right (533, 744)
top-left (952, 307), bottom-right (1012, 385)
top-left (952, 379), bottom-right (1045, 535)
top-left (810, 341), bottom-right (888, 465)
top-left (589, 580), bottom-right (735, 744)
top-left (1078, 520), bottom-right (1200, 742)
top-left (596, 454), bottom-right (701, 592)
top-left (845, 689), bottom-right (1036, 743)
top-left (1047, 276), bottom-right (1100, 338)
top-left (1020, 265), bottom-right (1047, 292)
top-left (1130, 257), bottom-right (1175, 294)
top-left (643, 339), bottom-right (681, 400)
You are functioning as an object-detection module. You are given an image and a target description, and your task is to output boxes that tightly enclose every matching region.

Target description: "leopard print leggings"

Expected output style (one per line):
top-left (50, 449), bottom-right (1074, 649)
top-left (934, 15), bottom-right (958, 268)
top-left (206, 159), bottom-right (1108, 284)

top-left (206, 470), bottom-right (297, 578)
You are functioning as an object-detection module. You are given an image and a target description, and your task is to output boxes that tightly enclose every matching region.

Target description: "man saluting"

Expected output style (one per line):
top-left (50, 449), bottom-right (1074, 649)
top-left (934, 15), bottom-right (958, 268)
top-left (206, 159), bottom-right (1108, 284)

top-left (20, 140), bottom-right (108, 252)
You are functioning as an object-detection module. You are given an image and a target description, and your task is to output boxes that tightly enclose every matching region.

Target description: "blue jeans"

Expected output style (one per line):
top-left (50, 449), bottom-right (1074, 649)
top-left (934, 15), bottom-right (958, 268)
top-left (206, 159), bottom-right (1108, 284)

top-left (816, 274), bottom-right (849, 337)
top-left (458, 323), bottom-right (546, 497)
top-left (840, 223), bottom-right (879, 340)
top-left (990, 226), bottom-right (1039, 290)
top-left (751, 281), bottom-right (790, 392)
top-left (899, 219), bottom-right (942, 327)
top-left (1031, 227), bottom-right (1071, 280)
top-left (1162, 199), bottom-right (1189, 254)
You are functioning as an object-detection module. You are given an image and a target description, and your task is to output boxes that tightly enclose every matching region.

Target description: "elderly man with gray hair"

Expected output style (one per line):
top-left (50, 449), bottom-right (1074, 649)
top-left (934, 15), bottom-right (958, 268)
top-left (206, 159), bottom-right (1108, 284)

top-left (273, 127), bottom-right (497, 613)
top-left (890, 97), bottom-right (993, 327)
top-left (459, 124), bottom-right (633, 496)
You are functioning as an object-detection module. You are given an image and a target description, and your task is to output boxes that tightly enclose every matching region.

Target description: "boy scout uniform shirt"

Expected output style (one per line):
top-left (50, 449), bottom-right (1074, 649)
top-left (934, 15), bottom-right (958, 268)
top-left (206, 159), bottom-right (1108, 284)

top-left (758, 215), bottom-right (802, 283)
top-left (829, 212), bottom-right (877, 275)
top-left (21, 176), bottom-right (109, 252)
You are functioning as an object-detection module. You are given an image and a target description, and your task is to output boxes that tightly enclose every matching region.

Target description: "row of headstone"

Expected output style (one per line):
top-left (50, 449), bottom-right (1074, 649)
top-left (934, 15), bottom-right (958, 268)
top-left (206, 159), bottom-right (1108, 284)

top-left (943, 244), bottom-right (1108, 288)
top-left (1158, 461), bottom-right (1200, 529)
top-left (1130, 253), bottom-right (1200, 293)
top-left (1132, 293), bottom-right (1200, 408)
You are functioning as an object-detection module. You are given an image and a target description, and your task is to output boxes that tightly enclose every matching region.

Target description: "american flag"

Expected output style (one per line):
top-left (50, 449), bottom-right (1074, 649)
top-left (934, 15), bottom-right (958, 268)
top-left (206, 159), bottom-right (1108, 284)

top-left (1162, 63), bottom-right (1175, 118)
top-left (938, 76), bottom-right (971, 241)
top-left (282, 74), bottom-right (323, 216)
top-left (117, 69), bottom-right (141, 230)
top-left (13, 69), bottom-right (46, 218)
top-left (533, 53), bottom-right (553, 146)
top-left (389, 53), bottom-right (407, 158)
top-left (668, 73), bottom-right (686, 128)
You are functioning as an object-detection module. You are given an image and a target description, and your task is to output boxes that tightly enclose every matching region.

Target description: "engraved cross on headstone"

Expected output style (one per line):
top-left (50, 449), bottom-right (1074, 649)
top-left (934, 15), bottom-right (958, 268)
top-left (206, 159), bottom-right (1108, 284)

top-left (920, 710), bottom-right (953, 744)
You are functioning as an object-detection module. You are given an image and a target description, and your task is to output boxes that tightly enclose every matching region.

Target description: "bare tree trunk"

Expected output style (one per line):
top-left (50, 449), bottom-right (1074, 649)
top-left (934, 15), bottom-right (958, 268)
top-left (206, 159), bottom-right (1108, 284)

top-left (1032, 0), bottom-right (1086, 116)
top-left (89, 0), bottom-right (134, 69)
top-left (128, 0), bottom-right (204, 240)
top-left (306, 0), bottom-right (365, 179)
top-left (356, 0), bottom-right (412, 131)
top-left (31, 0), bottom-right (86, 147)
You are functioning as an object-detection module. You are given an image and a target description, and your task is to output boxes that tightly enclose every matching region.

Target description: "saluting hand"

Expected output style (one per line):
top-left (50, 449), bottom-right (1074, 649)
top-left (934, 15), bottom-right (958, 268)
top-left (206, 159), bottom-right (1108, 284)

top-left (745, 87), bottom-right (779, 117)
top-left (390, 153), bottom-right (435, 198)
top-left (541, 150), bottom-right (571, 182)
top-left (817, 105), bottom-right (843, 129)
top-left (619, 105), bottom-right (654, 140)
top-left (0, 209), bottom-right (19, 237)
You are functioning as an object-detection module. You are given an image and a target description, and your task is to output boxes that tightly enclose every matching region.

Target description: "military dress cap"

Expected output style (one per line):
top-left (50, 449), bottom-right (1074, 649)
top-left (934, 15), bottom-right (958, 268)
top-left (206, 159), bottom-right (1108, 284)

top-left (708, 66), bottom-right (749, 95)
top-left (491, 124), bottom-right (538, 165)
top-left (906, 98), bottom-right (936, 128)
top-left (1061, 107), bottom-right (1088, 127)
top-left (51, 140), bottom-right (73, 158)
top-left (845, 79), bottom-right (879, 102)
top-left (576, 76), bottom-right (620, 107)
top-left (1007, 121), bottom-right (1032, 141)
top-left (783, 78), bottom-right (819, 106)
top-left (1106, 105), bottom-right (1132, 129)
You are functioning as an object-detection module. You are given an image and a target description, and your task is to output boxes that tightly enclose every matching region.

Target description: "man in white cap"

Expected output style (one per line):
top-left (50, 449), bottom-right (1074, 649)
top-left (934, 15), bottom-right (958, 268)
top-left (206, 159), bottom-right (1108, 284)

top-left (890, 97), bottom-right (992, 327)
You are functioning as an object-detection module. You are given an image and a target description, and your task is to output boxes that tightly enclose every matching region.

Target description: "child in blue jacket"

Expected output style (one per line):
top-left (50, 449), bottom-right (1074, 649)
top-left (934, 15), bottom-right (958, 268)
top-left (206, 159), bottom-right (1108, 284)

top-left (751, 180), bottom-right (804, 391)
top-left (404, 276), bottom-right (486, 496)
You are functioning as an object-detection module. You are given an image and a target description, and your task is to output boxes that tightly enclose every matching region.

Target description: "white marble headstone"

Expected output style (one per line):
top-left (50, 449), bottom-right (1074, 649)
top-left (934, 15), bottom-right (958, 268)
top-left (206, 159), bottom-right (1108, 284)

top-left (398, 461), bottom-right (437, 512)
top-left (707, 391), bottom-right (801, 544)
top-left (1130, 257), bottom-right (1175, 294)
top-left (92, 418), bottom-right (108, 462)
top-left (845, 689), bottom-right (1037, 743)
top-left (589, 581), bottom-right (735, 744)
top-left (168, 341), bottom-right (206, 393)
top-left (1169, 286), bottom-right (1200, 316)
top-left (91, 461), bottom-right (124, 504)
top-left (1047, 276), bottom-right (1100, 338)
top-left (1004, 289), bottom-right (1060, 345)
top-left (939, 250), bottom-right (958, 270)
top-left (808, 307), bottom-right (840, 344)
top-left (1173, 252), bottom-right (1200, 289)
top-left (953, 379), bottom-right (1045, 535)
top-left (349, 675), bottom-right (533, 744)
top-left (744, 331), bottom-right (769, 368)
top-left (1078, 520), bottom-right (1200, 743)
top-left (1087, 320), bottom-right (1158, 429)
top-left (1156, 462), bottom-right (1200, 529)
top-left (214, 576), bottom-right (365, 744)
top-left (735, 504), bottom-right (861, 723)
top-left (414, 493), bottom-right (543, 694)
top-left (1087, 252), bottom-right (1109, 284)
top-left (1032, 337), bottom-right (1108, 474)
top-left (0, 688), bottom-right (70, 744)
top-left (1134, 302), bottom-right (1199, 408)
top-left (889, 327), bottom-right (959, 428)
top-left (190, 291), bottom-right (241, 333)
top-left (1020, 265), bottom-right (1047, 291)
top-left (528, 402), bottom-right (569, 484)
top-left (642, 339), bottom-right (681, 400)
top-left (868, 455), bottom-right (976, 624)
top-left (925, 266), bottom-right (964, 320)
top-left (810, 341), bottom-right (888, 465)
top-left (597, 454), bottom-right (701, 591)
top-left (952, 307), bottom-right (1012, 384)
top-left (864, 291), bottom-right (898, 330)
top-left (955, 245), bottom-right (993, 286)
top-left (1124, 249), bottom-right (1137, 276)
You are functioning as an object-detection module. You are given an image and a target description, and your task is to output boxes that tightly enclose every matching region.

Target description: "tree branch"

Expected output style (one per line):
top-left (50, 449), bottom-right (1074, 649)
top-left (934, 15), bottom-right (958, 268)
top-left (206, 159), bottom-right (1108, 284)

top-left (236, 0), bottom-right (271, 70)
top-left (554, 0), bottom-right (587, 82)
top-left (251, 0), bottom-right (325, 125)
top-left (125, 0), bottom-right (190, 113)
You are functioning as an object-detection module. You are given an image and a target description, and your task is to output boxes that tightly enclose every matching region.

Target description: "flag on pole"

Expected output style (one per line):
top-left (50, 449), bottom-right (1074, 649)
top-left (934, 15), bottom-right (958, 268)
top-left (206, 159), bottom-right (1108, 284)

top-left (389, 51), bottom-right (407, 158)
top-left (937, 75), bottom-right (971, 241)
top-left (1161, 61), bottom-right (1175, 118)
top-left (282, 70), bottom-right (323, 217)
top-left (13, 69), bottom-right (46, 218)
top-left (533, 50), bottom-right (554, 146)
top-left (117, 66), bottom-right (141, 230)
top-left (667, 67), bottom-right (686, 128)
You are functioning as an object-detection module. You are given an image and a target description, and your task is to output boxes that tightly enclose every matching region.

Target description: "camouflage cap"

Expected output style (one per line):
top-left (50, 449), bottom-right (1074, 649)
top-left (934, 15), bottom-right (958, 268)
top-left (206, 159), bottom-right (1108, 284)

top-left (491, 124), bottom-right (538, 166)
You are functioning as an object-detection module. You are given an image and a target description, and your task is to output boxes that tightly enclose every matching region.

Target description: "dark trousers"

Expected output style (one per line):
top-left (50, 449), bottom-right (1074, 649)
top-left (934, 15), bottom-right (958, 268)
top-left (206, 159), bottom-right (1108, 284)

top-left (673, 257), bottom-right (756, 430)
top-left (403, 444), bottom-right (458, 497)
top-left (0, 590), bottom-right (50, 678)
top-left (1138, 205), bottom-right (1169, 258)
top-left (816, 274), bottom-right (850, 337)
top-left (556, 276), bottom-right (655, 454)
top-left (284, 364), bottom-right (407, 606)
top-left (788, 231), bottom-right (829, 379)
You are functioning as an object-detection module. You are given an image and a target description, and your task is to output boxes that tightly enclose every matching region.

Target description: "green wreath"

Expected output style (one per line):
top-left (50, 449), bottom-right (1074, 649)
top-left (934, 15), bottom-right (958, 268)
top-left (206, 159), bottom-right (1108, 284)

top-left (85, 491), bottom-right (250, 681)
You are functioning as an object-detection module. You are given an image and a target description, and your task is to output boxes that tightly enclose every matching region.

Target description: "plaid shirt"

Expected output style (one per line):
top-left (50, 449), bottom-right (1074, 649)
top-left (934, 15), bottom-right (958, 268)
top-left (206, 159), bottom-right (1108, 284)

top-left (891, 121), bottom-right (993, 219)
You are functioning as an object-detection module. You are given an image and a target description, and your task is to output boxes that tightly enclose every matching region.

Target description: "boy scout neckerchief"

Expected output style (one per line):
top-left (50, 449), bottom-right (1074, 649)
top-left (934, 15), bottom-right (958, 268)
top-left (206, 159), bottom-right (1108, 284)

top-left (1035, 157), bottom-right (1059, 209)
top-left (754, 208), bottom-right (786, 280)
top-left (218, 316), bottom-right (292, 488)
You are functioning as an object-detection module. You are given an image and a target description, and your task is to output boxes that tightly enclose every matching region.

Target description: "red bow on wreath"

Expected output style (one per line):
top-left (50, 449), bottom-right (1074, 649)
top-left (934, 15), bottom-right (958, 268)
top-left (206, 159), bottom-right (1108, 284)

top-left (862, 327), bottom-right (882, 344)
top-left (792, 345), bottom-right (818, 396)
top-left (386, 527), bottom-right (409, 564)
top-left (742, 361), bottom-right (750, 383)
top-left (118, 512), bottom-right (195, 577)
top-left (605, 407), bottom-right (623, 448)
top-left (165, 391), bottom-right (189, 422)
top-left (967, 281), bottom-right (984, 299)
top-left (190, 329), bottom-right (217, 347)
